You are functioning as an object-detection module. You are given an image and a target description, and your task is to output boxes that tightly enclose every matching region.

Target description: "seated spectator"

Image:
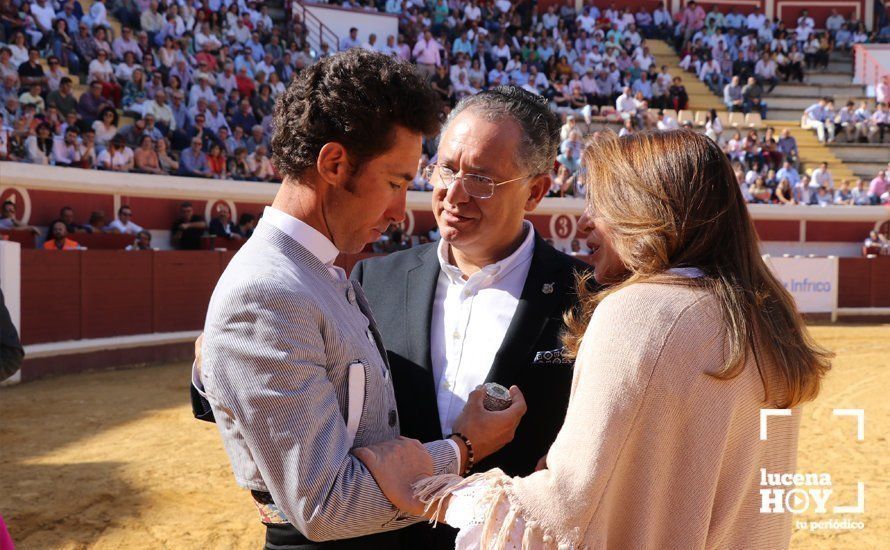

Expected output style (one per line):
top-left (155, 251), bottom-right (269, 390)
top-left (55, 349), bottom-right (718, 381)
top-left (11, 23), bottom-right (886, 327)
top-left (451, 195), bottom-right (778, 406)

top-left (207, 143), bottom-right (227, 179)
top-left (18, 83), bottom-right (45, 115)
top-left (227, 146), bottom-right (252, 180)
top-left (802, 98), bottom-right (836, 143)
top-left (753, 52), bottom-right (778, 93)
top-left (668, 76), bottom-right (688, 110)
top-left (247, 144), bottom-right (275, 182)
top-left (179, 136), bottom-right (212, 178)
top-left (43, 220), bottom-right (81, 250)
top-left (52, 126), bottom-right (82, 167)
top-left (863, 230), bottom-right (887, 255)
top-left (92, 107), bottom-right (119, 150)
top-left (83, 210), bottom-right (115, 233)
top-left (749, 177), bottom-right (772, 203)
top-left (811, 162), bottom-right (835, 190)
top-left (88, 49), bottom-right (121, 107)
top-left (809, 186), bottom-right (832, 206)
top-left (741, 77), bottom-right (766, 118)
top-left (58, 207), bottom-right (86, 234)
top-left (24, 122), bottom-right (53, 165)
top-left (77, 81), bottom-right (114, 127)
top-left (238, 213), bottom-right (257, 239)
top-left (723, 75), bottom-right (743, 112)
top-left (170, 202), bottom-right (207, 250)
top-left (46, 77), bottom-right (78, 118)
top-left (0, 200), bottom-right (39, 234)
top-left (156, 137), bottom-right (178, 173)
top-left (97, 135), bottom-right (135, 172)
top-left (126, 230), bottom-right (154, 251)
top-left (851, 179), bottom-right (871, 205)
top-left (134, 135), bottom-right (163, 174)
top-left (569, 238), bottom-right (590, 256)
top-left (108, 205), bottom-right (143, 234)
top-left (775, 178), bottom-right (796, 204)
top-left (834, 180), bottom-right (854, 205)
top-left (868, 170), bottom-right (888, 205)
top-left (208, 204), bottom-right (242, 240)
top-left (866, 102), bottom-right (889, 143)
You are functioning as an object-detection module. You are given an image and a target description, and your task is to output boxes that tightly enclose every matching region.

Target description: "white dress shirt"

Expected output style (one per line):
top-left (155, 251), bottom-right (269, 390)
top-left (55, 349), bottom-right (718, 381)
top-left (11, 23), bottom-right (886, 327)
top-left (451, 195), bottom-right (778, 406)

top-left (108, 219), bottom-right (144, 234)
top-left (260, 206), bottom-right (344, 281)
top-left (430, 221), bottom-right (535, 436)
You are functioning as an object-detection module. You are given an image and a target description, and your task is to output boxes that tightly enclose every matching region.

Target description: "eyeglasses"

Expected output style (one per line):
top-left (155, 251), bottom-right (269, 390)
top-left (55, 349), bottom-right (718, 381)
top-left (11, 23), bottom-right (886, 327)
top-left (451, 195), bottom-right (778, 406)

top-left (422, 164), bottom-right (529, 199)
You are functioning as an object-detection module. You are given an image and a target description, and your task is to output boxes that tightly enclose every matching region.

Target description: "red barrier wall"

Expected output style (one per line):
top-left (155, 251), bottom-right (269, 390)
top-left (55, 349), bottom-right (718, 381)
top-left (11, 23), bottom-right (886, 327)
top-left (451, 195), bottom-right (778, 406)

top-left (81, 251), bottom-right (153, 338)
top-left (21, 251), bottom-right (82, 343)
top-left (19, 250), bottom-right (888, 346)
top-left (18, 249), bottom-right (383, 345)
top-left (838, 256), bottom-right (890, 308)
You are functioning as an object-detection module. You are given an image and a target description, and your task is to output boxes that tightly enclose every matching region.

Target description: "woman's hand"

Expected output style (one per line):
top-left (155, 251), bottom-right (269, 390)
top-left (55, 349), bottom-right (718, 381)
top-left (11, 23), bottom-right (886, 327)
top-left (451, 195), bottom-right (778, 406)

top-left (353, 436), bottom-right (433, 517)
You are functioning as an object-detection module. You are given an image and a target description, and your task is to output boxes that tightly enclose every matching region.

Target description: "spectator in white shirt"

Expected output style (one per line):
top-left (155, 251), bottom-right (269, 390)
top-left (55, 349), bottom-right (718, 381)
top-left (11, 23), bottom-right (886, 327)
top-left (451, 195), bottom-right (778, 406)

top-left (616, 86), bottom-right (637, 119)
top-left (876, 75), bottom-right (889, 105)
top-left (52, 126), bottom-right (82, 167)
top-left (97, 136), bottom-right (135, 172)
top-left (811, 162), bottom-right (834, 190)
top-left (867, 102), bottom-right (889, 143)
top-left (754, 53), bottom-right (778, 93)
top-left (746, 10), bottom-right (766, 30)
top-left (802, 98), bottom-right (836, 143)
top-left (463, 1), bottom-right (482, 22)
top-left (31, 0), bottom-right (56, 36)
top-left (188, 74), bottom-right (215, 108)
top-left (825, 10), bottom-right (846, 37)
top-left (108, 205), bottom-right (144, 234)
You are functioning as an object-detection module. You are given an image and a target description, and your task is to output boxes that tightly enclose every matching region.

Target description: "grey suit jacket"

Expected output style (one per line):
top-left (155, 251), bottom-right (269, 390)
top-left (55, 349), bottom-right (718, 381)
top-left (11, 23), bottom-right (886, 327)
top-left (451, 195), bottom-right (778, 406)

top-left (200, 221), bottom-right (458, 542)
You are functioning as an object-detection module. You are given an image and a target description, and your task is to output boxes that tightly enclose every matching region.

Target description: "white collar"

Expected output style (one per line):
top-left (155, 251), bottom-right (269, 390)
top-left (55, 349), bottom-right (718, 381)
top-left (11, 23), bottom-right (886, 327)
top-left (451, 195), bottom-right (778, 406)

top-left (437, 220), bottom-right (535, 286)
top-left (260, 206), bottom-right (340, 268)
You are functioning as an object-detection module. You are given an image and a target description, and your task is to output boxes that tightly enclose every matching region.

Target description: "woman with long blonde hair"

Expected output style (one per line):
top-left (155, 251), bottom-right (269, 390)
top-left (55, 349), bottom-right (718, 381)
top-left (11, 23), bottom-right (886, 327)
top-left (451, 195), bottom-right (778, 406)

top-left (357, 129), bottom-right (832, 549)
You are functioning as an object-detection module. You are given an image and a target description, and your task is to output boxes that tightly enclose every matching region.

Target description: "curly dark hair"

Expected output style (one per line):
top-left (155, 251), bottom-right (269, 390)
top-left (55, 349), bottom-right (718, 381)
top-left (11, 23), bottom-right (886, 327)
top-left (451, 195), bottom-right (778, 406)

top-left (271, 49), bottom-right (442, 179)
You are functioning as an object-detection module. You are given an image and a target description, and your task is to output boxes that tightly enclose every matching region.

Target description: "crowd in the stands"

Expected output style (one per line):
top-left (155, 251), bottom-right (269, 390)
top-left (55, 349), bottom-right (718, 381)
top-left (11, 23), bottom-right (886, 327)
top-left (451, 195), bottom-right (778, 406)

top-left (0, 0), bottom-right (887, 208)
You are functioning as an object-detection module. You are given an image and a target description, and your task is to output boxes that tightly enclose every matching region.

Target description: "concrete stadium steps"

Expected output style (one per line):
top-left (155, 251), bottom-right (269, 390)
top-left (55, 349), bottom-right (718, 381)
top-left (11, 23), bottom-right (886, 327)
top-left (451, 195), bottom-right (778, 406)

top-left (843, 162), bottom-right (890, 179)
top-left (828, 144), bottom-right (890, 178)
top-left (771, 83), bottom-right (867, 98)
top-left (765, 95), bottom-right (867, 111)
top-left (648, 40), bottom-right (723, 111)
top-left (805, 72), bottom-right (860, 86)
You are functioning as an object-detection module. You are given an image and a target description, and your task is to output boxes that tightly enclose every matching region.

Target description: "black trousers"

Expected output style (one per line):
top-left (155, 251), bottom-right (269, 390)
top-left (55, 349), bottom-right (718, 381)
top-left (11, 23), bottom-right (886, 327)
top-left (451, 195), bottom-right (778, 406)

top-left (264, 523), bottom-right (401, 550)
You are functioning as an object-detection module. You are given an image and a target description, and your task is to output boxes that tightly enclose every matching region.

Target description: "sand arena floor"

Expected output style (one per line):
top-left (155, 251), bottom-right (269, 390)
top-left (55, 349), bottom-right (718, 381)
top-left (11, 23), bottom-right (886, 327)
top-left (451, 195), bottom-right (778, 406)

top-left (0, 324), bottom-right (887, 549)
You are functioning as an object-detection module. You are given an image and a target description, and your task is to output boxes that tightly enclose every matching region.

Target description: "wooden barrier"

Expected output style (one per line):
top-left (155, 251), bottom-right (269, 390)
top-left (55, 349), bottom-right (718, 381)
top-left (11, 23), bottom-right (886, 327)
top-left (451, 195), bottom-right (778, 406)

top-left (0, 229), bottom-right (37, 249)
top-left (838, 256), bottom-right (890, 308)
top-left (18, 249), bottom-right (890, 347)
top-left (21, 251), bottom-right (82, 344)
top-left (73, 233), bottom-right (137, 250)
top-left (152, 251), bottom-right (221, 333)
top-left (80, 251), bottom-right (153, 338)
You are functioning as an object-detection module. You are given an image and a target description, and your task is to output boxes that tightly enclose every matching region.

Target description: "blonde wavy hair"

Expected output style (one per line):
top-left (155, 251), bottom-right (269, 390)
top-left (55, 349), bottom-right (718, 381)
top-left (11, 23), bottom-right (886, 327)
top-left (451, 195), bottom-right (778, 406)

top-left (563, 130), bottom-right (831, 408)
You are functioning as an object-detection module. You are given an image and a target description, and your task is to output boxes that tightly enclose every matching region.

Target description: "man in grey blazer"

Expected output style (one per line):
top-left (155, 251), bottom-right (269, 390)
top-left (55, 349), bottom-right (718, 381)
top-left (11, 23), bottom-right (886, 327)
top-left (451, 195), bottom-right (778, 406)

top-left (196, 50), bottom-right (526, 549)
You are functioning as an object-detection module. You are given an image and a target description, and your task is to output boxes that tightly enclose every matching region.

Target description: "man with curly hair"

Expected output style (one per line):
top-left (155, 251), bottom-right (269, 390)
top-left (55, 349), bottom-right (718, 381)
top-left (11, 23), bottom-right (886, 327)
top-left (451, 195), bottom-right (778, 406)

top-left (193, 49), bottom-right (527, 549)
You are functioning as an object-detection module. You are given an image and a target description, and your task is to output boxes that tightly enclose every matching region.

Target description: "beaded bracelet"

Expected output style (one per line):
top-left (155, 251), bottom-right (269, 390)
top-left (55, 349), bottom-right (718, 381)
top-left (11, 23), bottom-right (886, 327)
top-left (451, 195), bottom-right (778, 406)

top-left (449, 432), bottom-right (474, 476)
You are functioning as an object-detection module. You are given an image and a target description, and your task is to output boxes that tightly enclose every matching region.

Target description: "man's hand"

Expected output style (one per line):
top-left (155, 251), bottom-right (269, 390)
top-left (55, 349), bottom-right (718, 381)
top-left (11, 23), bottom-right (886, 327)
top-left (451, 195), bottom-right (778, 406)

top-left (194, 332), bottom-right (204, 375)
top-left (353, 437), bottom-right (433, 516)
top-left (451, 385), bottom-right (527, 464)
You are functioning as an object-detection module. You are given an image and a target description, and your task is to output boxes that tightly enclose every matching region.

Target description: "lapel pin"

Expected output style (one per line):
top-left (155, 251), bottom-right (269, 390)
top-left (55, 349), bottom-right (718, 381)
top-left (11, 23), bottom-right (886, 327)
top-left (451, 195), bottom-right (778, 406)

top-left (542, 282), bottom-right (554, 295)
